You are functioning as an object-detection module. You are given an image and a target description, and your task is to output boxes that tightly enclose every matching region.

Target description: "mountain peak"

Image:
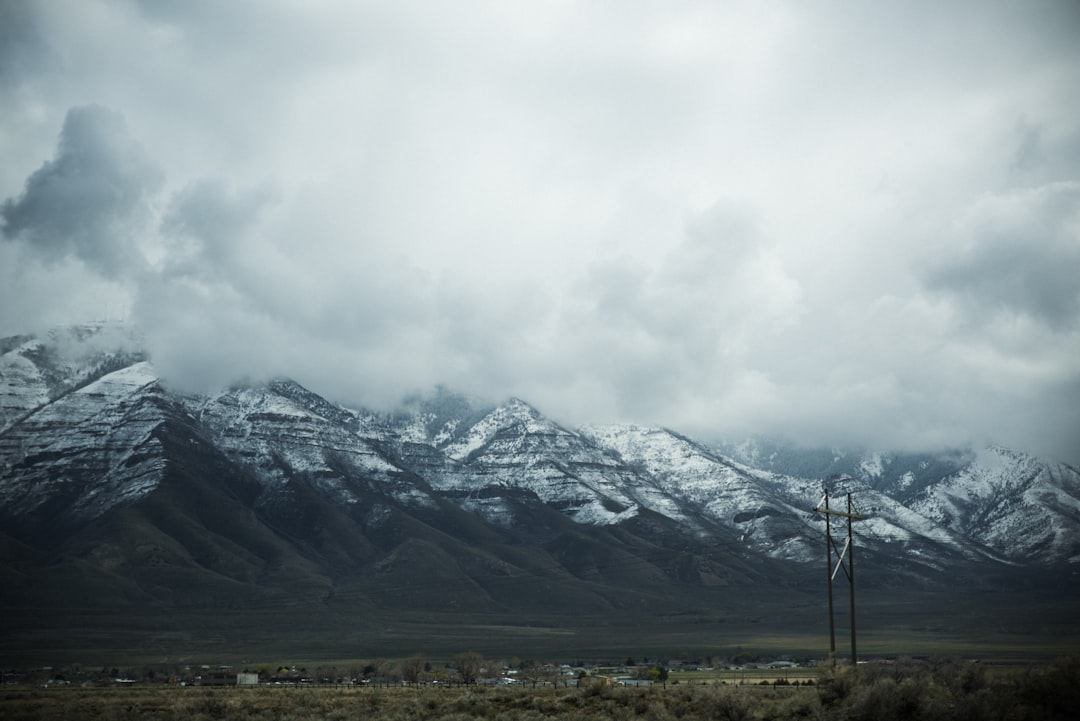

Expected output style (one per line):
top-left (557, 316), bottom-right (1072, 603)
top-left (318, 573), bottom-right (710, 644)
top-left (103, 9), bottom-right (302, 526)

top-left (2, 325), bottom-right (1080, 660)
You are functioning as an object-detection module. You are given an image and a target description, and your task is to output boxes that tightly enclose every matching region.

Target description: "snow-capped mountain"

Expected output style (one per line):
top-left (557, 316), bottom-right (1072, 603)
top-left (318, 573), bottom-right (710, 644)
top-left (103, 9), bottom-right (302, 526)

top-left (909, 447), bottom-right (1080, 566)
top-left (715, 438), bottom-right (1080, 568)
top-left (2, 324), bottom-right (1078, 658)
top-left (579, 425), bottom-right (1013, 572)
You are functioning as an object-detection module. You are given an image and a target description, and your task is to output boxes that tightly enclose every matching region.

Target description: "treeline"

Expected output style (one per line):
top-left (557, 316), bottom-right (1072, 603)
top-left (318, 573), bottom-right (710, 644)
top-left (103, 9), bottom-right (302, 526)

top-left (5, 651), bottom-right (563, 688)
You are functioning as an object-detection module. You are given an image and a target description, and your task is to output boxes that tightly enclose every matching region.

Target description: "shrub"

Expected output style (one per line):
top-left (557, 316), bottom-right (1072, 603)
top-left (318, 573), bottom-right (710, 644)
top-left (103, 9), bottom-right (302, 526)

top-left (816, 664), bottom-right (858, 707)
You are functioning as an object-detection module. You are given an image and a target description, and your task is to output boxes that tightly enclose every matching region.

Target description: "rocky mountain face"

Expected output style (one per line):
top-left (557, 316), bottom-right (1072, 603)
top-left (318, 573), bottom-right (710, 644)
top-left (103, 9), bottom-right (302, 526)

top-left (2, 324), bottom-right (1078, 658)
top-left (714, 439), bottom-right (1080, 568)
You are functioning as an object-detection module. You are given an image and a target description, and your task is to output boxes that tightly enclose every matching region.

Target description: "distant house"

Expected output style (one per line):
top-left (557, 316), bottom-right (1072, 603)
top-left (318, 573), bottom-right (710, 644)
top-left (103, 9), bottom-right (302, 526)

top-left (199, 670), bottom-right (259, 686)
top-left (199, 671), bottom-right (235, 686)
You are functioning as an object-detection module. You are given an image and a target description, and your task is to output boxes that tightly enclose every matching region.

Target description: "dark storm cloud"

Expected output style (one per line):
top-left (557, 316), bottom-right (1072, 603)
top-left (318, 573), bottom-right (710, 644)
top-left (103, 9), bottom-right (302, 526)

top-left (924, 183), bottom-right (1080, 331)
top-left (1, 105), bottom-right (162, 279)
top-left (0, 1), bottom-right (51, 88)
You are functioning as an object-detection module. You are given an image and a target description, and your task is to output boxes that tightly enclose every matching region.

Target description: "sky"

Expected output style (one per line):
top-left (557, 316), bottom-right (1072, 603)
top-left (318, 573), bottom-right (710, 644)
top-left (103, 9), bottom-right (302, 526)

top-left (1, 0), bottom-right (1079, 463)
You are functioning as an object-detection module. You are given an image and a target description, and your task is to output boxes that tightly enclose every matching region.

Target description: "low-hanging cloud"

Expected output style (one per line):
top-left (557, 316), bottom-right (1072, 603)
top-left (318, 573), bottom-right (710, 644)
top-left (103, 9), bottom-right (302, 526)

top-left (161, 179), bottom-right (277, 274)
top-left (1, 105), bottom-right (162, 280)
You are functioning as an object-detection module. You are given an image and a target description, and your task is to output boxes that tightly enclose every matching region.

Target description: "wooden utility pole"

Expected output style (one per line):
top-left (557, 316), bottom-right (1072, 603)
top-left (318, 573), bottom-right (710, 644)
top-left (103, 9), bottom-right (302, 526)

top-left (814, 487), bottom-right (863, 666)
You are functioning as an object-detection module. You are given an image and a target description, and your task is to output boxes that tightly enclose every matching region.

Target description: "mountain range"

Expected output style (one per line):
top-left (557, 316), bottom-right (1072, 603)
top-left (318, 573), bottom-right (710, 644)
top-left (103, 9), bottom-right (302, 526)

top-left (1, 323), bottom-right (1078, 662)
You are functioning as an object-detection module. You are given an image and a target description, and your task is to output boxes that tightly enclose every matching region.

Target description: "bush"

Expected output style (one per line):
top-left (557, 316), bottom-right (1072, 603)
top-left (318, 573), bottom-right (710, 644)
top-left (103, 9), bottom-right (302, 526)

top-left (3, 659), bottom-right (1077, 721)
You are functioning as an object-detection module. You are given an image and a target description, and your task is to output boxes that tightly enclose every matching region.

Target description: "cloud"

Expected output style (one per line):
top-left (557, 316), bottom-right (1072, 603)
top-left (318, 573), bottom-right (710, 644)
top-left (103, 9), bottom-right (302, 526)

top-left (1, 1), bottom-right (1079, 465)
top-left (0, 1), bottom-right (51, 90)
top-left (923, 183), bottom-right (1080, 331)
top-left (1, 105), bottom-right (162, 279)
top-left (476, 200), bottom-right (806, 425)
top-left (160, 178), bottom-right (277, 278)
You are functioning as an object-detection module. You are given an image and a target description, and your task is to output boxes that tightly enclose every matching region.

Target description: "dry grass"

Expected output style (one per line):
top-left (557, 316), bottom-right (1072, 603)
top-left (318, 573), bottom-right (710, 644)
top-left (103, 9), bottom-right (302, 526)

top-left (2, 658), bottom-right (1077, 721)
top-left (0, 684), bottom-right (803, 721)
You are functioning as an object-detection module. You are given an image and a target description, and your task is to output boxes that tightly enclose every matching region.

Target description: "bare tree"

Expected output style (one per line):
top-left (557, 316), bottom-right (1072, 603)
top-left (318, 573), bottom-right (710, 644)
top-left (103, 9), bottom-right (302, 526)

top-left (371, 658), bottom-right (397, 684)
top-left (454, 651), bottom-right (484, 685)
top-left (399, 653), bottom-right (426, 686)
top-left (519, 659), bottom-right (543, 688)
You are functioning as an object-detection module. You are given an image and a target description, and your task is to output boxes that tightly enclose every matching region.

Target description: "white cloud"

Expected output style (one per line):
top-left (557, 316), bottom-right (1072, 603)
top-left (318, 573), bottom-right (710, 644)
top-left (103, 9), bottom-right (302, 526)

top-left (1, 0), bottom-right (1078, 464)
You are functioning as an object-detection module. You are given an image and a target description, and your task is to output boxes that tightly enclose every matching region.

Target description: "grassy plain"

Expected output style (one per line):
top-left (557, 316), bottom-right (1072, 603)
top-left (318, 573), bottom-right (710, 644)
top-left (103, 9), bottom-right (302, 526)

top-left (3, 583), bottom-right (1077, 669)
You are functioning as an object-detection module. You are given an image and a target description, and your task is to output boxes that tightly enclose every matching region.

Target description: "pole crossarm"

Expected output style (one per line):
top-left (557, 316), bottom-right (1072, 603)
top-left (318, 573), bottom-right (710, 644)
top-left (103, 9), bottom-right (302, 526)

top-left (812, 504), bottom-right (865, 520)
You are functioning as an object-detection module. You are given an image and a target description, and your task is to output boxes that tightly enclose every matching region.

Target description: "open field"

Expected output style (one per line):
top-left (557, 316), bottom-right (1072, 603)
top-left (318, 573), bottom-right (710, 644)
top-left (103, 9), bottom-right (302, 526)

top-left (2, 658), bottom-right (1077, 721)
top-left (5, 622), bottom-right (1075, 669)
top-left (3, 586), bottom-right (1078, 666)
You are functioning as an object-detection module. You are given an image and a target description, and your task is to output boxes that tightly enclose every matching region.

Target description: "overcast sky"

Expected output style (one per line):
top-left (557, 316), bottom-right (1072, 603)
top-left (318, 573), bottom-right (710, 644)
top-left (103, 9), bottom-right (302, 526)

top-left (2, 0), bottom-right (1078, 463)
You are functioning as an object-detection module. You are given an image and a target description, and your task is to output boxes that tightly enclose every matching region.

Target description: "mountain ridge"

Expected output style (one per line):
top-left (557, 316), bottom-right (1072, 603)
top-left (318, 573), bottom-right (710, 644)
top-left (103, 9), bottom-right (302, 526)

top-left (2, 323), bottom-right (1078, 660)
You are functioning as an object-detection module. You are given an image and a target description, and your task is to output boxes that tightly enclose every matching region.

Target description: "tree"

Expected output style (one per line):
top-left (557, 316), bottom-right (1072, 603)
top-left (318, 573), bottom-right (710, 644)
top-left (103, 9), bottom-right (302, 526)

top-left (368, 658), bottom-right (396, 684)
top-left (400, 653), bottom-right (426, 686)
top-left (636, 665), bottom-right (670, 687)
top-left (519, 659), bottom-right (543, 688)
top-left (454, 651), bottom-right (484, 685)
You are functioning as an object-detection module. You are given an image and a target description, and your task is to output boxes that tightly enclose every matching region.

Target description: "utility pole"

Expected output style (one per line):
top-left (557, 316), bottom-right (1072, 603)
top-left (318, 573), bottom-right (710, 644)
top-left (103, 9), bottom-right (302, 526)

top-left (813, 486), bottom-right (863, 667)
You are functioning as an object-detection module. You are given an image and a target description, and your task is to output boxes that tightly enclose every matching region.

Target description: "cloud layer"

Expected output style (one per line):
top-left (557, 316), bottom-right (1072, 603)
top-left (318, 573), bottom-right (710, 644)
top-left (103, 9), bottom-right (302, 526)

top-left (2, 0), bottom-right (1078, 463)
top-left (2, 105), bottom-right (161, 278)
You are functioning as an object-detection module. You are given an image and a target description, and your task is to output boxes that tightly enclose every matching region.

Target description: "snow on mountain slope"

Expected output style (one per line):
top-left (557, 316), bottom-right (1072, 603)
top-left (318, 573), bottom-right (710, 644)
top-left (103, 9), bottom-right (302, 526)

top-left (0, 323), bottom-right (144, 433)
top-left (0, 361), bottom-right (166, 534)
top-left (1, 323), bottom-right (1077, 582)
top-left (910, 447), bottom-right (1080, 565)
top-left (712, 438), bottom-right (974, 502)
top-left (426, 399), bottom-right (644, 525)
top-left (582, 425), bottom-right (1014, 570)
top-left (581, 424), bottom-right (824, 561)
top-left (0, 337), bottom-right (49, 432)
top-left (186, 380), bottom-right (435, 511)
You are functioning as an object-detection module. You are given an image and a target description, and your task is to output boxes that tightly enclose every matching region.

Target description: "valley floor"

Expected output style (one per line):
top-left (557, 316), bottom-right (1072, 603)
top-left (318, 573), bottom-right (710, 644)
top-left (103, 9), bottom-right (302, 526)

top-left (3, 658), bottom-right (1078, 721)
top-left (3, 587), bottom-right (1078, 666)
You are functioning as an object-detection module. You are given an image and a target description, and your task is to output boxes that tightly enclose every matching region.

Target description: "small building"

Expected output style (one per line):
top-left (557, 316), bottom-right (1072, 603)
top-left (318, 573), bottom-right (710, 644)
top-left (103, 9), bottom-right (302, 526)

top-left (237, 672), bottom-right (259, 686)
top-left (198, 669), bottom-right (258, 686)
top-left (199, 671), bottom-right (235, 686)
